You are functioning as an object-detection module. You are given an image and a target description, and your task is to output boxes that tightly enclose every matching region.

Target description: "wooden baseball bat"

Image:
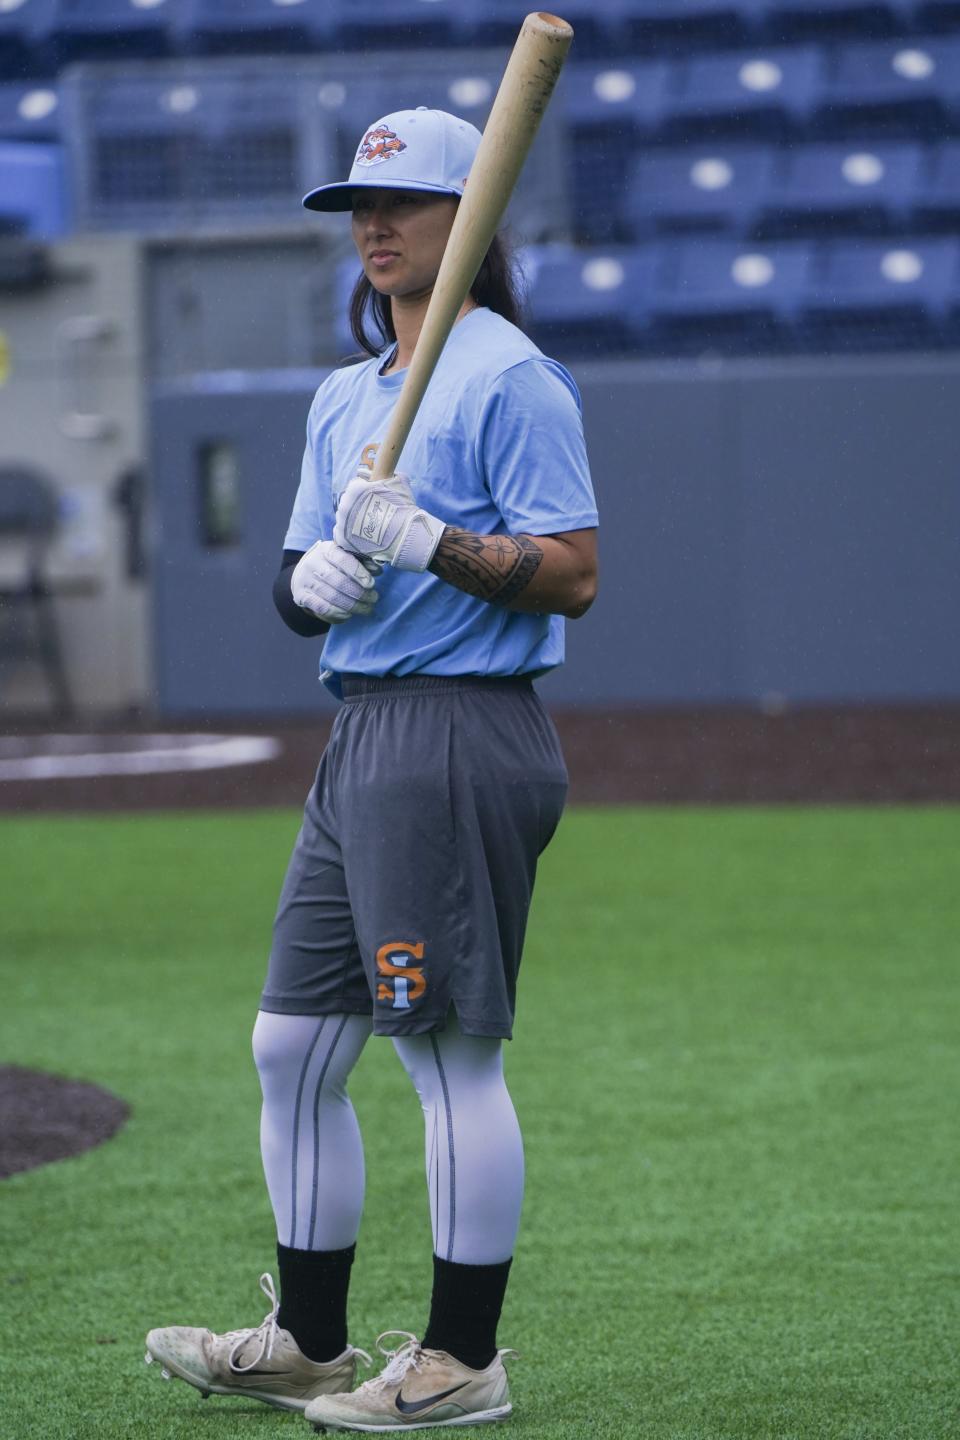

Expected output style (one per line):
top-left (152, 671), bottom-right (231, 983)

top-left (369, 11), bottom-right (574, 483)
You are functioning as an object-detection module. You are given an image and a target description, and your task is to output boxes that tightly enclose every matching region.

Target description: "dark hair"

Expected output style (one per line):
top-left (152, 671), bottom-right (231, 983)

top-left (348, 229), bottom-right (525, 359)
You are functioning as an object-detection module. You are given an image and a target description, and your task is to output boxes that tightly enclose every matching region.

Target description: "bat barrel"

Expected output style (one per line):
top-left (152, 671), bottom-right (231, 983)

top-left (370, 12), bottom-right (574, 483)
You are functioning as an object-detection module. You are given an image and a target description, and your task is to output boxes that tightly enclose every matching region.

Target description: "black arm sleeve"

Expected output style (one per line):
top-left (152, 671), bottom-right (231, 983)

top-left (273, 549), bottom-right (331, 638)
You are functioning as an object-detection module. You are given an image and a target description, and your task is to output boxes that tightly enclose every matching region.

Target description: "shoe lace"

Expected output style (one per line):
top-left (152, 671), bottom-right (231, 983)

top-left (361, 1330), bottom-right (424, 1393)
top-left (226, 1273), bottom-right (281, 1374)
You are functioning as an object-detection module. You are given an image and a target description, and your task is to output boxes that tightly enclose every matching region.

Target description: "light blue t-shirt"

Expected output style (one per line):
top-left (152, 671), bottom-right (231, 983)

top-left (283, 306), bottom-right (598, 680)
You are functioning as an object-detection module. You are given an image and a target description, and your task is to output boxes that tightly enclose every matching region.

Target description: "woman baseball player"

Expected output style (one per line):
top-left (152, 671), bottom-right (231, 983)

top-left (145, 107), bottom-right (598, 1432)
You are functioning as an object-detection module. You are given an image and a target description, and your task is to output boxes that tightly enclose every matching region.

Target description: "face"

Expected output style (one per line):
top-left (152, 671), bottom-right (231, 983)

top-left (351, 188), bottom-right (459, 301)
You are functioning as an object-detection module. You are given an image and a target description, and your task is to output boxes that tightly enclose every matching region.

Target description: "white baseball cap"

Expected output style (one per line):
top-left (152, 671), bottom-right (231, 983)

top-left (303, 107), bottom-right (481, 212)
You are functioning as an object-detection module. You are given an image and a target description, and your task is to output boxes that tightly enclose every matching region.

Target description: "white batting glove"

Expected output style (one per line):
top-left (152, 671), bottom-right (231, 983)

top-left (291, 540), bottom-right (379, 624)
top-left (334, 472), bottom-right (446, 573)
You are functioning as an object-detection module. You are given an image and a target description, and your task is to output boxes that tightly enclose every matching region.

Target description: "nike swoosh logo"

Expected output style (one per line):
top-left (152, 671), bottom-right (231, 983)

top-left (395, 1382), bottom-right (469, 1415)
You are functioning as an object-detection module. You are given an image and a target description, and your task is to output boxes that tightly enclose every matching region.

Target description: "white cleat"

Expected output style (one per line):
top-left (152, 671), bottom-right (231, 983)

top-left (305, 1330), bottom-right (517, 1432)
top-left (144, 1273), bottom-right (370, 1413)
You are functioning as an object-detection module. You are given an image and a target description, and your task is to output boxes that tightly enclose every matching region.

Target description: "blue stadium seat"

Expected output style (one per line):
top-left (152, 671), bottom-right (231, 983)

top-left (0, 0), bottom-right (54, 79)
top-left (562, 61), bottom-right (671, 242)
top-left (648, 236), bottom-right (813, 350)
top-left (761, 0), bottom-right (908, 41)
top-left (815, 36), bottom-right (960, 137)
top-left (624, 144), bottom-right (779, 237)
top-left (759, 141), bottom-right (926, 236)
top-left (470, 0), bottom-right (628, 59)
top-left (916, 140), bottom-right (960, 228)
top-left (665, 44), bottom-right (825, 138)
top-left (624, 0), bottom-right (769, 53)
top-left (326, 0), bottom-right (471, 51)
top-left (0, 140), bottom-right (68, 237)
top-left (803, 236), bottom-right (960, 348)
top-left (179, 0), bottom-right (332, 57)
top-left (563, 60), bottom-right (672, 132)
top-left (48, 0), bottom-right (180, 66)
top-left (0, 81), bottom-right (60, 142)
top-left (914, 0), bottom-right (960, 32)
top-left (521, 244), bottom-right (657, 353)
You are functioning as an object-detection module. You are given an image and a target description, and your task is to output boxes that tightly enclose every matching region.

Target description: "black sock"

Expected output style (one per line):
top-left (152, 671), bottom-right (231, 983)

top-left (275, 1241), bottom-right (355, 1363)
top-left (421, 1254), bottom-right (513, 1370)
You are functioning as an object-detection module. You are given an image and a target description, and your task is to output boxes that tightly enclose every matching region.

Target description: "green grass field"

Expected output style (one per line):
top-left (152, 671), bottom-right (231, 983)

top-left (1, 806), bottom-right (957, 1440)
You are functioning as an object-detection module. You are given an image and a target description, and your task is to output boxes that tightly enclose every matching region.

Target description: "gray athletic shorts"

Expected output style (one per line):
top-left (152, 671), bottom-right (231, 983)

top-left (260, 675), bottom-right (568, 1039)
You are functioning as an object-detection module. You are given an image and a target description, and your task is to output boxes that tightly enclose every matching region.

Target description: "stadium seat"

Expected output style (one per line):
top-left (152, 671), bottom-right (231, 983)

top-left (623, 0), bottom-right (769, 53)
top-left (915, 140), bottom-right (960, 229)
top-left (759, 141), bottom-right (927, 236)
top-left (761, 0), bottom-right (908, 41)
top-left (520, 244), bottom-right (657, 353)
top-left (803, 236), bottom-right (960, 348)
top-left (562, 61), bottom-right (672, 242)
top-left (623, 144), bottom-right (779, 238)
top-left (470, 0), bottom-right (628, 59)
top-left (0, 81), bottom-right (60, 142)
top-left (0, 0), bottom-right (54, 80)
top-left (914, 0), bottom-right (960, 32)
top-left (326, 0), bottom-right (471, 52)
top-left (665, 44), bottom-right (825, 139)
top-left (0, 139), bottom-right (67, 236)
top-left (815, 36), bottom-right (960, 137)
top-left (179, 0), bottom-right (332, 57)
top-left (48, 0), bottom-right (180, 67)
top-left (0, 467), bottom-right (72, 716)
top-left (648, 236), bottom-right (813, 351)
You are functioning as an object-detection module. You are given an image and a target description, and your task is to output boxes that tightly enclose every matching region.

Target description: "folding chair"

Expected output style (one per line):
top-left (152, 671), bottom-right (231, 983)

top-left (0, 468), bottom-right (72, 716)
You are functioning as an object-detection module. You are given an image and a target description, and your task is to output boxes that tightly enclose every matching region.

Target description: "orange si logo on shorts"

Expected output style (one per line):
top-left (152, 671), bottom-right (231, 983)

top-left (376, 942), bottom-right (426, 1011)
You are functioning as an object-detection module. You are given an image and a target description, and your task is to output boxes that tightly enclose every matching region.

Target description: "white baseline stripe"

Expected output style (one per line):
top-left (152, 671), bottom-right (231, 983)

top-left (0, 736), bottom-right (281, 781)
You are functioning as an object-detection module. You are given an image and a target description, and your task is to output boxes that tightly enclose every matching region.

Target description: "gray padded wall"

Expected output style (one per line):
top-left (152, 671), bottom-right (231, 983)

top-left (150, 355), bottom-right (960, 716)
top-left (150, 374), bottom-right (336, 715)
top-left (539, 354), bottom-right (960, 708)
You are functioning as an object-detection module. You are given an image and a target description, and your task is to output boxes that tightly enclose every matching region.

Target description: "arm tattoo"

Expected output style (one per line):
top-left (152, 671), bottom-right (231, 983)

top-left (430, 528), bottom-right (544, 607)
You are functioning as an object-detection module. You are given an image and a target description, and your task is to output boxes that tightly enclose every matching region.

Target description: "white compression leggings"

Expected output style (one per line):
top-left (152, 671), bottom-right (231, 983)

top-left (252, 1011), bottom-right (524, 1265)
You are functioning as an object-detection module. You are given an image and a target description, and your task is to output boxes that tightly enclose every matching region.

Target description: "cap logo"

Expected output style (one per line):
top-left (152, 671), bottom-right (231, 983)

top-left (355, 124), bottom-right (407, 168)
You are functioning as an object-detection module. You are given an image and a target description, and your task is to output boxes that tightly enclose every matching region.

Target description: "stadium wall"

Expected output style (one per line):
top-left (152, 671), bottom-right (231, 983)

top-left (149, 353), bottom-right (960, 714)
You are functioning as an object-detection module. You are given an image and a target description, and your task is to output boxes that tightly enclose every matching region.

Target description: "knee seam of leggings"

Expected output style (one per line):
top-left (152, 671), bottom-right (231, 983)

top-left (430, 1033), bottom-right (456, 1262)
top-left (290, 1019), bottom-right (326, 1249)
top-left (307, 1015), bottom-right (350, 1248)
